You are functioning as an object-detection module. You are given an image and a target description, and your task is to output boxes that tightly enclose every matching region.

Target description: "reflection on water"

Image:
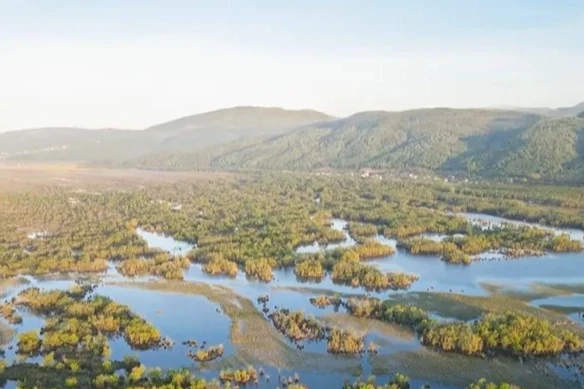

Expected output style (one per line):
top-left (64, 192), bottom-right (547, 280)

top-left (296, 219), bottom-right (357, 253)
top-left (460, 212), bottom-right (584, 241)
top-left (136, 228), bottom-right (194, 256)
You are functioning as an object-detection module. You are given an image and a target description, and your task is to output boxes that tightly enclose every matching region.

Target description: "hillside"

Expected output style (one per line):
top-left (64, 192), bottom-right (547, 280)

top-left (145, 106), bottom-right (333, 150)
top-left (2, 106), bottom-right (584, 181)
top-left (208, 109), bottom-right (540, 171)
top-left (203, 110), bottom-right (584, 180)
top-left (0, 107), bottom-right (331, 163)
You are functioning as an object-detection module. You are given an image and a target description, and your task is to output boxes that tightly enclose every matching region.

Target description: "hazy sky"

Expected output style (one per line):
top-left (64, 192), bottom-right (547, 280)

top-left (1, 0), bottom-right (583, 131)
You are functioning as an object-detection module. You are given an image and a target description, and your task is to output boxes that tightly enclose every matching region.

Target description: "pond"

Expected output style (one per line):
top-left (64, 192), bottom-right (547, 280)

top-left (136, 227), bottom-right (195, 256)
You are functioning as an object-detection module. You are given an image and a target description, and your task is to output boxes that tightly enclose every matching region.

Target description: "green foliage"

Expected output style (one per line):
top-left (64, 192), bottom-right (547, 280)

top-left (343, 373), bottom-right (412, 389)
top-left (14, 286), bottom-right (163, 353)
top-left (422, 312), bottom-right (584, 357)
top-left (17, 331), bottom-right (41, 355)
top-left (117, 253), bottom-right (191, 280)
top-left (347, 223), bottom-right (379, 238)
top-left (294, 258), bottom-right (325, 280)
top-left (268, 309), bottom-right (326, 342)
top-left (218, 366), bottom-right (258, 384)
top-left (309, 295), bottom-right (342, 309)
top-left (331, 257), bottom-right (418, 291)
top-left (468, 378), bottom-right (522, 389)
top-left (327, 328), bottom-right (364, 354)
top-left (402, 224), bottom-right (582, 262)
top-left (201, 254), bottom-right (238, 277)
top-left (244, 258), bottom-right (274, 282)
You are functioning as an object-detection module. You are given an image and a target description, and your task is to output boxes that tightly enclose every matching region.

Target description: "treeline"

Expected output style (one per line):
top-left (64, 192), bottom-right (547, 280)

top-left (2, 173), bottom-right (584, 281)
top-left (423, 312), bottom-right (584, 357)
top-left (401, 225), bottom-right (582, 264)
top-left (200, 253), bottom-right (238, 277)
top-left (331, 254), bottom-right (418, 291)
top-left (117, 252), bottom-right (191, 280)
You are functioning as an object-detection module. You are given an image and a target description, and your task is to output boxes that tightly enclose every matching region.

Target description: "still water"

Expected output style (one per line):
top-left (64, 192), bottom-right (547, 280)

top-left (1, 213), bottom-right (583, 389)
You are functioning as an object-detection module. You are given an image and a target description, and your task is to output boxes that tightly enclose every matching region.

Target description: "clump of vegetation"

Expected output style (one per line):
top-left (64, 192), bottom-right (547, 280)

top-left (219, 366), bottom-right (258, 384)
top-left (116, 252), bottom-right (190, 280)
top-left (244, 258), bottom-right (274, 282)
top-left (13, 286), bottom-right (163, 353)
top-left (344, 298), bottom-right (433, 330)
top-left (16, 331), bottom-right (41, 355)
top-left (343, 373), bottom-right (411, 389)
top-left (422, 312), bottom-right (584, 357)
top-left (257, 294), bottom-right (270, 304)
top-left (327, 328), bottom-right (364, 354)
top-left (201, 253), bottom-right (238, 277)
top-left (353, 240), bottom-right (395, 259)
top-left (188, 344), bottom-right (224, 362)
top-left (402, 225), bottom-right (582, 263)
top-left (294, 258), bottom-right (324, 280)
top-left (331, 257), bottom-right (418, 291)
top-left (347, 223), bottom-right (379, 238)
top-left (309, 295), bottom-right (343, 309)
top-left (468, 378), bottom-right (523, 389)
top-left (268, 309), bottom-right (326, 342)
top-left (0, 303), bottom-right (23, 324)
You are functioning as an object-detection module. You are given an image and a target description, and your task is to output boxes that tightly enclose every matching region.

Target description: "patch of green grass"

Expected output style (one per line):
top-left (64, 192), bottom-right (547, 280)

top-left (370, 348), bottom-right (568, 389)
top-left (387, 291), bottom-right (583, 336)
top-left (481, 281), bottom-right (584, 302)
top-left (320, 313), bottom-right (416, 342)
top-left (386, 292), bottom-right (484, 321)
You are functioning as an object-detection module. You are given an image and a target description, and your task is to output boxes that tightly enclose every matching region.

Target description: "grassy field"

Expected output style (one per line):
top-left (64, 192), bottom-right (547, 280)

top-left (0, 164), bottom-right (235, 192)
top-left (370, 348), bottom-right (568, 389)
top-left (482, 281), bottom-right (584, 301)
top-left (387, 291), bottom-right (582, 332)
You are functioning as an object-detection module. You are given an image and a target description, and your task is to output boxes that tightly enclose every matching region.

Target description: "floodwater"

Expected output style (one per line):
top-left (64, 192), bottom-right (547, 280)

top-left (1, 213), bottom-right (583, 389)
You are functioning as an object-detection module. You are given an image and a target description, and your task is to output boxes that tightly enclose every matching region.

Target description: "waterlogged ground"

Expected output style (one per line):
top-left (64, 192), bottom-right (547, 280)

top-left (1, 213), bottom-right (583, 389)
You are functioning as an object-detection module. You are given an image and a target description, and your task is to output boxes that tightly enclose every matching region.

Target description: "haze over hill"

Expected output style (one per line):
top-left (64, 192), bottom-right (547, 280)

top-left (1, 104), bottom-right (584, 182)
top-left (0, 107), bottom-right (332, 163)
top-left (497, 101), bottom-right (584, 118)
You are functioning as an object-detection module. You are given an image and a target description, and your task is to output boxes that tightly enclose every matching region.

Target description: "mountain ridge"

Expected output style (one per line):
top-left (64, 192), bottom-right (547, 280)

top-left (2, 105), bottom-right (584, 181)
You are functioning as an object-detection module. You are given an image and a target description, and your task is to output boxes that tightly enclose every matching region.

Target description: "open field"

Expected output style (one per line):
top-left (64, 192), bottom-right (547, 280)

top-left (0, 163), bottom-right (234, 192)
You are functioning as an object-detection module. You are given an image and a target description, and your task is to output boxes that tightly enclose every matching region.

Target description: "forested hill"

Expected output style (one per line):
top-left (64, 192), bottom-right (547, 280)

top-left (2, 106), bottom-right (584, 181)
top-left (204, 110), bottom-right (584, 181)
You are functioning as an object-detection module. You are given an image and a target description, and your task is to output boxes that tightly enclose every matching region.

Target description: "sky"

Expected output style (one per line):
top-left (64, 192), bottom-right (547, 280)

top-left (1, 0), bottom-right (583, 131)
